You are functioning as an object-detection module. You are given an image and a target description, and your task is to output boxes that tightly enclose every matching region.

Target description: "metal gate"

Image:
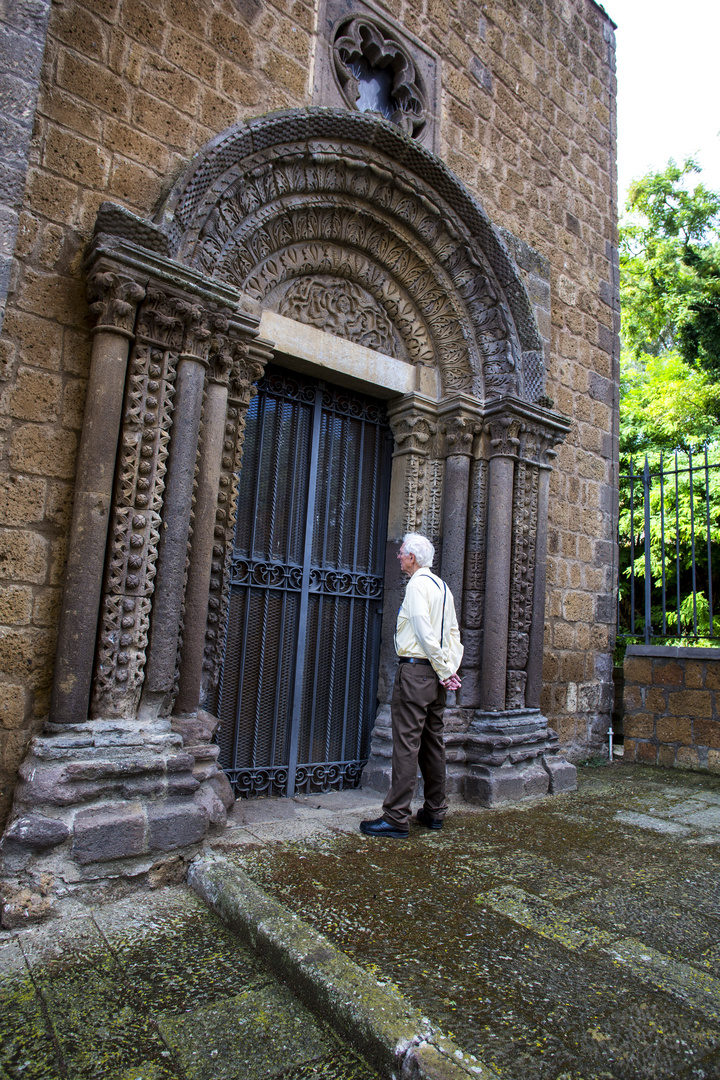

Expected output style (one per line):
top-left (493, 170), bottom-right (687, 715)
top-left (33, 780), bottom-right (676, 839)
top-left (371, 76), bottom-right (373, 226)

top-left (215, 365), bottom-right (393, 798)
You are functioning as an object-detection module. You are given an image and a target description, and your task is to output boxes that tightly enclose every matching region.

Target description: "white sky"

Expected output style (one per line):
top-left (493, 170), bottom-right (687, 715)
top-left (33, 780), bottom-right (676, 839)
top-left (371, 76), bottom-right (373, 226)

top-left (612, 0), bottom-right (720, 209)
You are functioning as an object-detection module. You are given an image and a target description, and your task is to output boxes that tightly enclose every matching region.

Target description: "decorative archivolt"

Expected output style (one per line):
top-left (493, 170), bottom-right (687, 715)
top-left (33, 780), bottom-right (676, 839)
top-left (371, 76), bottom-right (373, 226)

top-left (158, 109), bottom-right (546, 402)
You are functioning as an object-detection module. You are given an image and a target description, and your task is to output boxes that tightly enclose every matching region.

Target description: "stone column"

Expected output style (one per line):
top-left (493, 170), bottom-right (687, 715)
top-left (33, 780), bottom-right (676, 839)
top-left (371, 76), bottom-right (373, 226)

top-left (175, 334), bottom-right (268, 716)
top-left (50, 266), bottom-right (145, 724)
top-left (438, 402), bottom-right (481, 625)
top-left (91, 284), bottom-right (185, 719)
top-left (173, 339), bottom-right (231, 717)
top-left (361, 394), bottom-right (438, 793)
top-left (479, 412), bottom-right (522, 711)
top-left (141, 301), bottom-right (215, 717)
top-left (524, 432), bottom-right (559, 708)
top-left (201, 342), bottom-right (270, 708)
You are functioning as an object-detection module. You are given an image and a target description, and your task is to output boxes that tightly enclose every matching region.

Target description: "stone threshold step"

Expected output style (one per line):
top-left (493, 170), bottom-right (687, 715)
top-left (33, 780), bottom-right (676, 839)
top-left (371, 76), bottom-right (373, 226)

top-left (189, 854), bottom-right (498, 1080)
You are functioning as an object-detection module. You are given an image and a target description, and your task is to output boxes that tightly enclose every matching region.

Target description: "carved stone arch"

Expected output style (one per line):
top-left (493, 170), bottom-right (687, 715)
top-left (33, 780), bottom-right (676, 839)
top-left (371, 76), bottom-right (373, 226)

top-left (157, 108), bottom-right (546, 402)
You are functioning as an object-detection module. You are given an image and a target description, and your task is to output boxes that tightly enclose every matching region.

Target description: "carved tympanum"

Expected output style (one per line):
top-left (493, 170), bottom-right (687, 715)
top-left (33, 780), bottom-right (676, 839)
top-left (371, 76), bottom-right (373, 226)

top-left (277, 277), bottom-right (397, 355)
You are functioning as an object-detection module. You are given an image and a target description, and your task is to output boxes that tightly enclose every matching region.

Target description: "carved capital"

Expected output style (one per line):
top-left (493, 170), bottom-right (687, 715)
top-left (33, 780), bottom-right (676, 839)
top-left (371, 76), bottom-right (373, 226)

top-left (390, 413), bottom-right (437, 456)
top-left (227, 341), bottom-right (266, 406)
top-left (485, 414), bottom-right (523, 459)
top-left (135, 286), bottom-right (185, 349)
top-left (206, 310), bottom-right (238, 387)
top-left (208, 347), bottom-right (233, 387)
top-left (520, 421), bottom-right (563, 467)
top-left (177, 299), bottom-right (213, 366)
top-left (441, 413), bottom-right (479, 457)
top-left (87, 271), bottom-right (146, 338)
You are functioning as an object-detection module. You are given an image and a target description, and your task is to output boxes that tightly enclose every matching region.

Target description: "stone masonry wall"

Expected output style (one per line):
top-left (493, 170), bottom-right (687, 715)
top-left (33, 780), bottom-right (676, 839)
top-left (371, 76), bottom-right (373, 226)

top-left (622, 645), bottom-right (720, 774)
top-left (0, 0), bottom-right (52, 333)
top-left (0, 0), bottom-right (618, 823)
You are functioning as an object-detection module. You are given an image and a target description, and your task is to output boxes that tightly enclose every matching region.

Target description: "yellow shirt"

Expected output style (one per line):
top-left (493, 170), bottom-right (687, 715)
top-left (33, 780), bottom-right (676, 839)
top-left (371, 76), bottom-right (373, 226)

top-left (394, 568), bottom-right (463, 682)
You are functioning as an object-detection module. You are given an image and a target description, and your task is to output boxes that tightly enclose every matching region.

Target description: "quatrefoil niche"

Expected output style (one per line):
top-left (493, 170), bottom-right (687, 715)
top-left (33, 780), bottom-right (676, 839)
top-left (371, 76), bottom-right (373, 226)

top-left (333, 18), bottom-right (427, 138)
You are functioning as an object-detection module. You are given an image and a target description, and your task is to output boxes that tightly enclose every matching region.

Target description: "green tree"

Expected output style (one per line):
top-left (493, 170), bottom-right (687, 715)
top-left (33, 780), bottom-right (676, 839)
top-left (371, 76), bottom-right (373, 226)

top-left (618, 162), bottom-right (720, 644)
top-left (620, 350), bottom-right (720, 458)
top-left (620, 158), bottom-right (720, 377)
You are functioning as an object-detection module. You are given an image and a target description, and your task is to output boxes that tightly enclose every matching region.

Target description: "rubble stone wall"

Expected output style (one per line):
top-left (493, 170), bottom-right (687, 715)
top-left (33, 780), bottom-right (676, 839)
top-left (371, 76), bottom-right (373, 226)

top-left (622, 645), bottom-right (720, 773)
top-left (0, 0), bottom-right (618, 824)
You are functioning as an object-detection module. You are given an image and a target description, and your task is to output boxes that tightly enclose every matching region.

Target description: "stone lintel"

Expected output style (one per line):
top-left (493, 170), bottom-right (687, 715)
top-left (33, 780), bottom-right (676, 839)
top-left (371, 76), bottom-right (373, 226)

top-left (260, 309), bottom-right (422, 398)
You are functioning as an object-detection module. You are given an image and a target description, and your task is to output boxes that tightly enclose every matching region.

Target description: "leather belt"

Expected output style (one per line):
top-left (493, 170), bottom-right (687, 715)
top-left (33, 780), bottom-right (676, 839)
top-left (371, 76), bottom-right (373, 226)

top-left (398, 657), bottom-right (432, 666)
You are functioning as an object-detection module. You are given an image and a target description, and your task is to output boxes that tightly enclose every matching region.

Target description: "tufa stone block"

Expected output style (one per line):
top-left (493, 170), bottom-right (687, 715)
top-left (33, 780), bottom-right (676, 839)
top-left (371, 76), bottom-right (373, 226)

top-left (668, 690), bottom-right (713, 718)
top-left (658, 745), bottom-right (676, 767)
top-left (623, 714), bottom-right (654, 740)
top-left (3, 813), bottom-right (69, 850)
top-left (656, 716), bottom-right (692, 745)
top-left (693, 718), bottom-right (720, 750)
top-left (652, 660), bottom-right (684, 686)
top-left (635, 741), bottom-right (658, 765)
top-left (147, 798), bottom-right (208, 852)
top-left (72, 803), bottom-right (146, 863)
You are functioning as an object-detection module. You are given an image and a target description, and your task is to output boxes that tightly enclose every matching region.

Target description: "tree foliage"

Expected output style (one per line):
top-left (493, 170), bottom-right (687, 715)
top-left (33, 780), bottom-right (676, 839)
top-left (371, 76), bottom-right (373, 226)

top-left (620, 350), bottom-right (720, 458)
top-left (620, 158), bottom-right (720, 379)
top-left (618, 162), bottom-right (720, 644)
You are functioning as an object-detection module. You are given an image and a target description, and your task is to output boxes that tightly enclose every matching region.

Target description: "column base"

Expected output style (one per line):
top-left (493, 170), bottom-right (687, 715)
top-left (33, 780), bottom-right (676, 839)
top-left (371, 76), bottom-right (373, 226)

top-left (0, 712), bottom-right (233, 929)
top-left (360, 705), bottom-right (577, 808)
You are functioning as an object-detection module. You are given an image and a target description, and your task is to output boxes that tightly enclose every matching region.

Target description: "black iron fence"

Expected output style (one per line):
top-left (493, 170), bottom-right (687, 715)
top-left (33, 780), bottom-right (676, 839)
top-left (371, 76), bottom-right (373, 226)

top-left (618, 449), bottom-right (720, 645)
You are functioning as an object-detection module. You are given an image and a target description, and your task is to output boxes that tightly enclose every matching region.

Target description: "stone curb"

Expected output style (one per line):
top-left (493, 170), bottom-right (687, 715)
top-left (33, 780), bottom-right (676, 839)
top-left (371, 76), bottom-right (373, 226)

top-left (188, 854), bottom-right (500, 1080)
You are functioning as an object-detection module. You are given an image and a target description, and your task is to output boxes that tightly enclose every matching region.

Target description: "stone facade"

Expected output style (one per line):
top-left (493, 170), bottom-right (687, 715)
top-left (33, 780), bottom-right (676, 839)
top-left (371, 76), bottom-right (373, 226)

top-left (0, 0), bottom-right (618, 857)
top-left (622, 645), bottom-right (720, 774)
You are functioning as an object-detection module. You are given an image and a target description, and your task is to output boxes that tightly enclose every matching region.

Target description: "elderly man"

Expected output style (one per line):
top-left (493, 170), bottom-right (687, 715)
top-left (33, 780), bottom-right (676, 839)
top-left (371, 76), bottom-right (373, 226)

top-left (361, 532), bottom-right (463, 839)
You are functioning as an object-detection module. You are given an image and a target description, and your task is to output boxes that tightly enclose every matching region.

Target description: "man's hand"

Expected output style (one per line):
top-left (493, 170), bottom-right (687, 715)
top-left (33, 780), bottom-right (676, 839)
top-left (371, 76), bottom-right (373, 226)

top-left (441, 672), bottom-right (462, 691)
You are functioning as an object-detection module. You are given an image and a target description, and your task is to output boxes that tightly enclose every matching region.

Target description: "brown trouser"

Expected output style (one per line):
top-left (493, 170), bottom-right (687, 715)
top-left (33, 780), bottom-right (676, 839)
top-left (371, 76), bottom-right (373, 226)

top-left (382, 662), bottom-right (448, 829)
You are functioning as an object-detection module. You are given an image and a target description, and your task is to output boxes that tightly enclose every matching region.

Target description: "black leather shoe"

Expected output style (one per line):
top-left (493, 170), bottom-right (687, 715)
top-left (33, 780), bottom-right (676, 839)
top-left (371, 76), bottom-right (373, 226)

top-left (360, 817), bottom-right (409, 839)
top-left (416, 807), bottom-right (443, 830)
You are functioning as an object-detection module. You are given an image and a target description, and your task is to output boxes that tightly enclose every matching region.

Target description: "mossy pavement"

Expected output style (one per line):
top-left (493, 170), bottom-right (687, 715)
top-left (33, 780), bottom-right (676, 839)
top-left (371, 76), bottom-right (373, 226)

top-left (2, 763), bottom-right (720, 1079)
top-left (214, 763), bottom-right (720, 1080)
top-left (0, 884), bottom-right (379, 1079)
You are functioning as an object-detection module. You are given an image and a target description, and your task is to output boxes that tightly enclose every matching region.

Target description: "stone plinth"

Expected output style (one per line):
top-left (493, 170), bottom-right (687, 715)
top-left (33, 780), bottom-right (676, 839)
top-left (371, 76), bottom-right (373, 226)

top-left (0, 715), bottom-right (229, 927)
top-left (362, 705), bottom-right (576, 807)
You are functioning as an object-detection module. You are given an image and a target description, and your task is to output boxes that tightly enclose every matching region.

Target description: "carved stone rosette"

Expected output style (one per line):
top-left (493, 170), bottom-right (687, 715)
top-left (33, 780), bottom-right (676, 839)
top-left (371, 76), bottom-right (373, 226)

top-left (91, 285), bottom-right (183, 718)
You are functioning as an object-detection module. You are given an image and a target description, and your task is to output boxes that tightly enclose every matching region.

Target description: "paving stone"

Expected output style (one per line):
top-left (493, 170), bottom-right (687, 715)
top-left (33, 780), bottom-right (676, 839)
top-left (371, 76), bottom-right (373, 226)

top-left (615, 809), bottom-right (693, 834)
top-left (19, 917), bottom-right (176, 1079)
top-left (224, 764), bottom-right (720, 1080)
top-left (158, 981), bottom-right (334, 1080)
top-left (0, 939), bottom-right (62, 1080)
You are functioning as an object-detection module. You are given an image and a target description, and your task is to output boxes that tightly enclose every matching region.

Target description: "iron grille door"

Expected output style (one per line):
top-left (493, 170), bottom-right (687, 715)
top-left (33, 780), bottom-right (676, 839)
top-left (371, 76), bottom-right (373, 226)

top-left (215, 366), bottom-right (392, 798)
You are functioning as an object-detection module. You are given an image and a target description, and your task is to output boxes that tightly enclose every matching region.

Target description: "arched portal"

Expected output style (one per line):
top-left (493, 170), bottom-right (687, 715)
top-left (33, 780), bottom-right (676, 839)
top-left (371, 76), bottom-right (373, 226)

top-left (157, 108), bottom-right (547, 403)
top-left (33, 106), bottom-right (574, 870)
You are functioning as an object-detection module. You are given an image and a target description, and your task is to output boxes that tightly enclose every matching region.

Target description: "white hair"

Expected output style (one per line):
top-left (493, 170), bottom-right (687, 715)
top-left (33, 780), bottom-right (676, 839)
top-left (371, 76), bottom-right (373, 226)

top-left (402, 533), bottom-right (434, 568)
